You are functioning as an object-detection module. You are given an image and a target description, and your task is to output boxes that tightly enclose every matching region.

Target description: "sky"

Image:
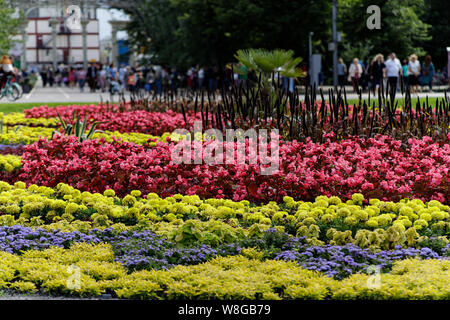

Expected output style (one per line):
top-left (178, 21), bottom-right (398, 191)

top-left (97, 8), bottom-right (129, 40)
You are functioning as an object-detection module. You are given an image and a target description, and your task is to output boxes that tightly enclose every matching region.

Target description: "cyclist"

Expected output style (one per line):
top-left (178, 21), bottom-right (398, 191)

top-left (0, 55), bottom-right (14, 89)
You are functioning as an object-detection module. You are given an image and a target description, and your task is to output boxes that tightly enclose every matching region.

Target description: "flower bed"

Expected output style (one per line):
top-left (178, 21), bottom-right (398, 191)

top-left (0, 125), bottom-right (175, 146)
top-left (0, 243), bottom-right (448, 299)
top-left (22, 105), bottom-right (201, 135)
top-left (0, 101), bottom-right (448, 300)
top-left (0, 180), bottom-right (447, 298)
top-left (3, 113), bottom-right (60, 128)
top-left (17, 134), bottom-right (450, 202)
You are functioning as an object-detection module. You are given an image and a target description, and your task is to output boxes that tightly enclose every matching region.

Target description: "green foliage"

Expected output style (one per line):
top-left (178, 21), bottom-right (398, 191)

top-left (339, 0), bottom-right (431, 60)
top-left (420, 0), bottom-right (450, 67)
top-left (0, 0), bottom-right (24, 54)
top-left (55, 112), bottom-right (101, 142)
top-left (120, 0), bottom-right (332, 67)
top-left (118, 0), bottom-right (450, 75)
top-left (234, 48), bottom-right (305, 79)
top-left (340, 42), bottom-right (374, 64)
top-left (171, 219), bottom-right (245, 247)
top-left (417, 236), bottom-right (449, 254)
top-left (122, 0), bottom-right (188, 67)
top-left (1, 245), bottom-right (449, 299)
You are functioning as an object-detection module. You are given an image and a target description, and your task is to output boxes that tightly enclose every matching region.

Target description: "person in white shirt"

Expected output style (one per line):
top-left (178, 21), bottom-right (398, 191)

top-left (99, 64), bottom-right (107, 92)
top-left (407, 54), bottom-right (420, 94)
top-left (348, 58), bottom-right (363, 93)
top-left (118, 64), bottom-right (127, 90)
top-left (384, 52), bottom-right (402, 95)
top-left (198, 67), bottom-right (205, 88)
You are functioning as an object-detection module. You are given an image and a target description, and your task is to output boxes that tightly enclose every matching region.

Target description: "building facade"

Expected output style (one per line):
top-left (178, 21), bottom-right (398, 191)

top-left (14, 5), bottom-right (100, 67)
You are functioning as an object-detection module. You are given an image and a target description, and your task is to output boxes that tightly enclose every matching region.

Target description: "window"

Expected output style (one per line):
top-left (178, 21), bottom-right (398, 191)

top-left (26, 8), bottom-right (39, 18)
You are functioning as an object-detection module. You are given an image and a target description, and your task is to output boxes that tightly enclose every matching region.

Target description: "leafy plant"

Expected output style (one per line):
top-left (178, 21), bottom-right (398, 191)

top-left (54, 111), bottom-right (102, 142)
top-left (233, 48), bottom-right (306, 82)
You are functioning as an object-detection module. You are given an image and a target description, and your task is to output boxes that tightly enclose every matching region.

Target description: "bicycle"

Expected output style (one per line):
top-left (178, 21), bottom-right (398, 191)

top-left (0, 75), bottom-right (22, 101)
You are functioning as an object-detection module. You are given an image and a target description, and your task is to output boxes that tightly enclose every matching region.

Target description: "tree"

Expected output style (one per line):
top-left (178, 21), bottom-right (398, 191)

top-left (232, 48), bottom-right (306, 109)
top-left (0, 0), bottom-right (24, 54)
top-left (122, 0), bottom-right (332, 68)
top-left (339, 0), bottom-right (430, 62)
top-left (233, 48), bottom-right (305, 79)
top-left (420, 0), bottom-right (450, 68)
top-left (340, 42), bottom-right (374, 65)
top-left (122, 0), bottom-right (187, 67)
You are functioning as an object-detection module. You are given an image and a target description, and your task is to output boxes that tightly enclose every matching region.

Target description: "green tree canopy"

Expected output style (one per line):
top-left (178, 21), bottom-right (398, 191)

top-left (420, 0), bottom-right (450, 68)
top-left (120, 0), bottom-right (450, 81)
top-left (339, 0), bottom-right (431, 62)
top-left (0, 0), bottom-right (24, 54)
top-left (122, 0), bottom-right (332, 68)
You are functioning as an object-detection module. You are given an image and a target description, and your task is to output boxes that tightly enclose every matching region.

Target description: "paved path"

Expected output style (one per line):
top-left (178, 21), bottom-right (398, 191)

top-left (7, 82), bottom-right (132, 104)
top-left (4, 79), bottom-right (449, 104)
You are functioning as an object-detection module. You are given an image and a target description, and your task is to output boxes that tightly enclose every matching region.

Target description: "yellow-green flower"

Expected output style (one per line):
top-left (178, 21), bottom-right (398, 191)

top-left (103, 189), bottom-right (116, 197)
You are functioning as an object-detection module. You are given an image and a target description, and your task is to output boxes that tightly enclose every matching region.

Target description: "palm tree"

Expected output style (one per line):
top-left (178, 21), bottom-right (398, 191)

top-left (231, 49), bottom-right (306, 117)
top-left (233, 48), bottom-right (306, 85)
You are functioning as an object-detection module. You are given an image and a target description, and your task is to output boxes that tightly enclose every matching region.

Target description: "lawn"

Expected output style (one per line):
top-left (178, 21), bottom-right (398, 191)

top-left (345, 96), bottom-right (442, 107)
top-left (0, 102), bottom-right (99, 114)
top-left (0, 96), bottom-right (443, 114)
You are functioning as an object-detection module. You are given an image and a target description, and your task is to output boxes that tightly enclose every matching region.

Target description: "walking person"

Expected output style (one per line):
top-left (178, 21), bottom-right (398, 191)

top-left (48, 66), bottom-right (54, 87)
top-left (137, 70), bottom-right (145, 91)
top-left (40, 64), bottom-right (48, 87)
top-left (337, 58), bottom-right (347, 87)
top-left (68, 67), bottom-right (76, 88)
top-left (368, 54), bottom-right (385, 97)
top-left (186, 66), bottom-right (194, 90)
top-left (0, 55), bottom-right (14, 89)
top-left (76, 67), bottom-right (86, 92)
top-left (224, 66), bottom-right (232, 91)
top-left (108, 63), bottom-right (118, 93)
top-left (98, 64), bottom-right (107, 92)
top-left (161, 67), bottom-right (169, 92)
top-left (118, 63), bottom-right (127, 91)
top-left (87, 63), bottom-right (98, 93)
top-left (402, 59), bottom-right (409, 92)
top-left (198, 67), bottom-right (205, 89)
top-left (170, 67), bottom-right (179, 92)
top-left (126, 66), bottom-right (137, 92)
top-left (384, 52), bottom-right (402, 96)
top-left (348, 58), bottom-right (362, 93)
top-left (407, 54), bottom-right (420, 94)
top-left (62, 66), bottom-right (69, 87)
top-left (154, 65), bottom-right (162, 94)
top-left (193, 65), bottom-right (199, 90)
top-left (360, 59), bottom-right (369, 92)
top-left (145, 67), bottom-right (155, 92)
top-left (432, 69), bottom-right (446, 86)
top-left (54, 70), bottom-right (62, 87)
top-left (108, 63), bottom-right (118, 81)
top-left (238, 63), bottom-right (248, 89)
top-left (420, 55), bottom-right (435, 93)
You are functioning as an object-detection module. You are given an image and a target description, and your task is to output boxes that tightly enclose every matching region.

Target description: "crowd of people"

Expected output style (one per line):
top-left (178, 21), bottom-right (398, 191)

top-left (37, 62), bottom-right (122, 93)
top-left (338, 53), bottom-right (448, 95)
top-left (33, 62), bottom-right (305, 95)
top-left (35, 63), bottom-right (234, 94)
top-left (10, 53), bottom-right (450, 97)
